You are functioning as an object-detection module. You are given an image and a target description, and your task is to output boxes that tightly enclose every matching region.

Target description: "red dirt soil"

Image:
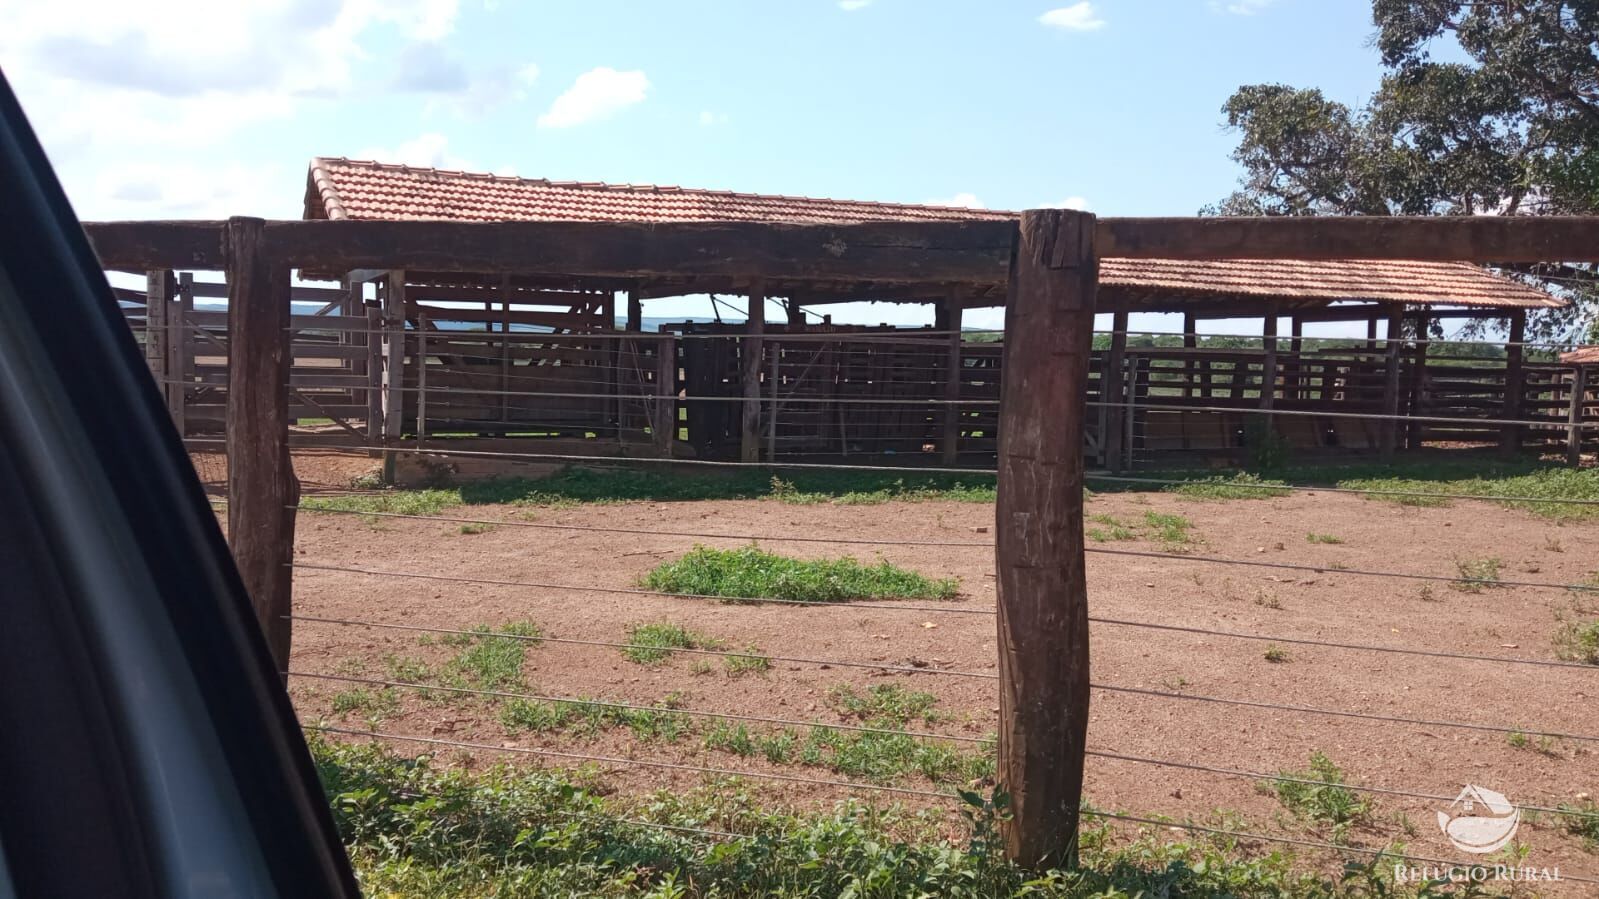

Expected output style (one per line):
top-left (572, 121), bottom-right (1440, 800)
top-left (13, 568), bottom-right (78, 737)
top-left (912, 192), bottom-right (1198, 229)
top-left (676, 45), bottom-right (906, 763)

top-left (257, 455), bottom-right (1598, 886)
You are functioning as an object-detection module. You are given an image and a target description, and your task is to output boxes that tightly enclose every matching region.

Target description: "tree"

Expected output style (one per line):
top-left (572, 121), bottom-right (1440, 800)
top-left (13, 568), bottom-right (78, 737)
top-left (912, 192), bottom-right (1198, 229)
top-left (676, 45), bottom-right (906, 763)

top-left (1213, 1), bottom-right (1599, 340)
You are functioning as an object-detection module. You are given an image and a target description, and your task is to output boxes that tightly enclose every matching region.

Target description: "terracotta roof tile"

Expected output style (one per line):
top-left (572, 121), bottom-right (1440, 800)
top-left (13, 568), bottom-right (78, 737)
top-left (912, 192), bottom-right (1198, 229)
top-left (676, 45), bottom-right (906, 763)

top-left (1562, 346), bottom-right (1599, 364)
top-left (304, 158), bottom-right (1565, 310)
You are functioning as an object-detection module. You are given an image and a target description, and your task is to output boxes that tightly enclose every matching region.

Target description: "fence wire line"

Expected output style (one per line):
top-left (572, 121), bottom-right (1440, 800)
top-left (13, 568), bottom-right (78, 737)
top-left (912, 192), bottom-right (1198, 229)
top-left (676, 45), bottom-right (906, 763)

top-left (306, 724), bottom-right (1599, 883)
top-left (1085, 545), bottom-right (1599, 593)
top-left (173, 318), bottom-right (1592, 352)
top-left (1084, 473), bottom-right (1599, 508)
top-left (288, 560), bottom-right (990, 616)
top-left (227, 379), bottom-right (1597, 432)
top-left (278, 528), bottom-right (1594, 671)
top-left (288, 670), bottom-right (1599, 820)
top-left (287, 611), bottom-right (996, 680)
top-left (290, 614), bottom-right (1598, 743)
top-left (306, 724), bottom-right (953, 799)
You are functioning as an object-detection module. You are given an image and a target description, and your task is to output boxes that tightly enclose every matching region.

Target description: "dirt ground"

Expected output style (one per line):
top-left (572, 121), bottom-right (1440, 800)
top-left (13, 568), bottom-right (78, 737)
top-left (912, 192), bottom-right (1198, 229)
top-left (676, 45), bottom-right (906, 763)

top-left (264, 451), bottom-right (1599, 886)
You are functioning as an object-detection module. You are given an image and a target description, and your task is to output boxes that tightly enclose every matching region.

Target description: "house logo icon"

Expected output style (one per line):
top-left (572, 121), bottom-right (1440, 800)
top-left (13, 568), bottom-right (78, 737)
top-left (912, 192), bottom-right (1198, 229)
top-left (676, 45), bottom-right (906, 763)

top-left (1438, 784), bottom-right (1520, 854)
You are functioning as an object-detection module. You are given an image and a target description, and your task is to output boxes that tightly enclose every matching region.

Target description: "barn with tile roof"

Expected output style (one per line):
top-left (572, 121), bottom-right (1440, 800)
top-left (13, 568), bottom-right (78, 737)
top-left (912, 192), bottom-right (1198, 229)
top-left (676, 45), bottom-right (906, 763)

top-left (296, 157), bottom-right (1583, 468)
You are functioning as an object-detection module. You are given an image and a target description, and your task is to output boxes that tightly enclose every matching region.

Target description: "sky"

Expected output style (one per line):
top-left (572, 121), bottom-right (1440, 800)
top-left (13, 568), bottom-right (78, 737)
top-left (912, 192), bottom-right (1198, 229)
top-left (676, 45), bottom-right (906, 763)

top-left (0, 0), bottom-right (1392, 333)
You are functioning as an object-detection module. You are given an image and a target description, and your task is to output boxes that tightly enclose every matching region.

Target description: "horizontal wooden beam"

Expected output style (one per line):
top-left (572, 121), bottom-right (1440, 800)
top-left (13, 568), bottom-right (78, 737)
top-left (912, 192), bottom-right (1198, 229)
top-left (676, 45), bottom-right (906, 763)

top-left (84, 220), bottom-right (227, 269)
top-left (262, 219), bottom-right (1018, 283)
top-left (1096, 216), bottom-right (1599, 262)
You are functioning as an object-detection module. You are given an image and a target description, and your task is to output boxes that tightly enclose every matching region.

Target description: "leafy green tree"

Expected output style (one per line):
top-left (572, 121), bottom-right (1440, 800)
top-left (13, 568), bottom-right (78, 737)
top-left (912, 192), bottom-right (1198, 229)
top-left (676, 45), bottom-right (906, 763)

top-left (1212, 1), bottom-right (1599, 340)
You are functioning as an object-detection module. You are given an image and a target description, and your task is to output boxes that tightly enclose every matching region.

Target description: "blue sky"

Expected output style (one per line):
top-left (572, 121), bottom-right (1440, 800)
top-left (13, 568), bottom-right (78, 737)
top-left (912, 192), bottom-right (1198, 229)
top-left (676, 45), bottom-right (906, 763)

top-left (0, 0), bottom-right (1390, 330)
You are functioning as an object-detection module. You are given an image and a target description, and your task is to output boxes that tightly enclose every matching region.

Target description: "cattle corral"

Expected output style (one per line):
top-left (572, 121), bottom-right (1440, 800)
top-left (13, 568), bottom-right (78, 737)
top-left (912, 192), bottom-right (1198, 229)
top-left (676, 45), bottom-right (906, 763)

top-left (92, 209), bottom-right (1599, 891)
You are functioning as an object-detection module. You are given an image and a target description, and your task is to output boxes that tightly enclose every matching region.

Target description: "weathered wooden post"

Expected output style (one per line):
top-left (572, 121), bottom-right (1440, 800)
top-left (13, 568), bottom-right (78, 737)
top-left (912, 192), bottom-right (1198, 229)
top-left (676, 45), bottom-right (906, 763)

top-left (1500, 309), bottom-right (1527, 456)
top-left (1259, 303), bottom-right (1279, 411)
top-left (224, 216), bottom-right (299, 673)
top-left (1569, 365), bottom-right (1589, 467)
top-left (1101, 300), bottom-right (1128, 471)
top-left (939, 291), bottom-right (964, 465)
top-left (655, 333), bottom-right (677, 456)
top-left (1379, 306), bottom-right (1405, 460)
top-left (995, 208), bottom-right (1096, 869)
top-left (381, 271), bottom-right (407, 481)
top-left (740, 280), bottom-right (767, 463)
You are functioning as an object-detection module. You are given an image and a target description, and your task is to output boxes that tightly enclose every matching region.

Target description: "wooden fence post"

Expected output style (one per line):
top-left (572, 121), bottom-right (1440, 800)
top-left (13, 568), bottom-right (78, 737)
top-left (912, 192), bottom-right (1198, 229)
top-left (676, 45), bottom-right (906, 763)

top-left (1500, 309), bottom-right (1527, 456)
top-left (655, 334), bottom-right (677, 456)
top-left (144, 269), bottom-right (171, 389)
top-left (1567, 365), bottom-right (1589, 466)
top-left (1102, 302), bottom-right (1128, 471)
top-left (740, 281), bottom-right (766, 463)
top-left (224, 216), bottom-right (299, 674)
top-left (382, 271), bottom-right (407, 481)
top-left (995, 208), bottom-right (1096, 869)
top-left (1379, 306), bottom-right (1404, 460)
top-left (940, 293), bottom-right (964, 466)
top-left (1259, 304), bottom-right (1279, 411)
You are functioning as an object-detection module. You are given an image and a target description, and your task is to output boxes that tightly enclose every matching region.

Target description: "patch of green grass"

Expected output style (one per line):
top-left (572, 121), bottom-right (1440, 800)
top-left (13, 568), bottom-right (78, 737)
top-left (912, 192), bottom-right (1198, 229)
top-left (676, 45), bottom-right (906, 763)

top-left (827, 683), bottom-right (941, 726)
top-left (621, 622), bottom-right (722, 665)
top-left (1450, 557), bottom-right (1503, 593)
top-left (1265, 752), bottom-right (1371, 840)
top-left (457, 522), bottom-right (495, 535)
top-left (303, 487), bottom-right (462, 516)
top-left (1553, 618), bottom-right (1599, 665)
top-left (313, 737), bottom-right (1448, 898)
top-left (1305, 533), bottom-right (1343, 545)
top-left (438, 622), bottom-right (542, 692)
top-left (1164, 473), bottom-right (1291, 500)
top-left (640, 545), bottom-right (959, 604)
top-left (1557, 799), bottom-right (1599, 850)
top-left (1335, 464), bottom-right (1599, 520)
top-left (1086, 513), bottom-right (1136, 542)
top-left (1142, 511), bottom-right (1195, 551)
top-left (331, 687), bottom-right (399, 720)
top-left (499, 698), bottom-right (691, 743)
top-left (1263, 645), bottom-right (1290, 663)
top-left (722, 648), bottom-right (771, 677)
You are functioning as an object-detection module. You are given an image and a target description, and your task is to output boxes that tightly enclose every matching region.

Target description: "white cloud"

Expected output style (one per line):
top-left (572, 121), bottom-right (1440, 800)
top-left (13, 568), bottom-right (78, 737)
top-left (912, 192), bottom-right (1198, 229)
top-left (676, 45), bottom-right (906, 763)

top-left (698, 110), bottom-right (730, 126)
top-left (1041, 196), bottom-right (1091, 210)
top-left (537, 67), bottom-right (650, 128)
top-left (82, 159), bottom-right (299, 220)
top-left (1038, 2), bottom-right (1105, 31)
top-left (1209, 0), bottom-right (1273, 14)
top-left (924, 192), bottom-right (986, 209)
top-left (356, 133), bottom-right (471, 169)
top-left (838, 0), bottom-right (872, 10)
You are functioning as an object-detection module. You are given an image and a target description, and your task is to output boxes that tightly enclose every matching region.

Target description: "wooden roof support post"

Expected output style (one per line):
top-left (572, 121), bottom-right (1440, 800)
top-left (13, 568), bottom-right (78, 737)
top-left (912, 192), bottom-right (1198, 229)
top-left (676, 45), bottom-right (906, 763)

top-left (382, 271), bottom-right (408, 482)
top-left (1404, 311), bottom-right (1430, 450)
top-left (1379, 306), bottom-right (1405, 460)
top-left (172, 272), bottom-right (194, 437)
top-left (1259, 303), bottom-right (1279, 411)
top-left (626, 286), bottom-right (642, 332)
top-left (740, 281), bottom-right (767, 463)
top-left (224, 217), bottom-right (299, 675)
top-left (1569, 365), bottom-right (1589, 467)
top-left (143, 270), bottom-right (171, 389)
top-left (939, 290), bottom-right (964, 466)
top-left (995, 209), bottom-right (1095, 870)
top-left (1182, 310), bottom-right (1198, 399)
top-left (1500, 308), bottom-right (1528, 457)
top-left (1102, 300), bottom-right (1129, 472)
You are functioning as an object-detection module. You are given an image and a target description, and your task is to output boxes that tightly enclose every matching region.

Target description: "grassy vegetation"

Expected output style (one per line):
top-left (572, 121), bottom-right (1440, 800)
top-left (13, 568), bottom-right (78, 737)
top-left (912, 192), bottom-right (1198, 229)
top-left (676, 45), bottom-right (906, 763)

top-left (1264, 752), bottom-right (1371, 843)
top-left (1558, 798), bottom-right (1599, 850)
top-left (621, 622), bottom-right (724, 665)
top-left (1142, 511), bottom-right (1196, 552)
top-left (1263, 645), bottom-right (1290, 663)
top-left (828, 684), bottom-right (942, 726)
top-left (307, 467), bottom-right (998, 516)
top-left (1086, 513), bottom-right (1137, 542)
top-left (315, 739), bottom-right (1450, 898)
top-left (1306, 533), bottom-right (1344, 545)
top-left (1553, 618), bottom-right (1599, 665)
top-left (1450, 557), bottom-right (1504, 593)
top-left (1162, 473), bottom-right (1292, 500)
top-left (640, 545), bottom-right (959, 604)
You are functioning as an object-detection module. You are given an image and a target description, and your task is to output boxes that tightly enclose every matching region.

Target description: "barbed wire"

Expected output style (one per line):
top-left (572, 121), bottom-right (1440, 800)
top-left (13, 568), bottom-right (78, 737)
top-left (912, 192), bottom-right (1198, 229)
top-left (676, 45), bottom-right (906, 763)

top-left (288, 556), bottom-right (1599, 664)
top-left (288, 612), bottom-right (996, 679)
top-left (288, 669), bottom-right (1599, 820)
top-left (291, 614), bottom-right (1598, 743)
